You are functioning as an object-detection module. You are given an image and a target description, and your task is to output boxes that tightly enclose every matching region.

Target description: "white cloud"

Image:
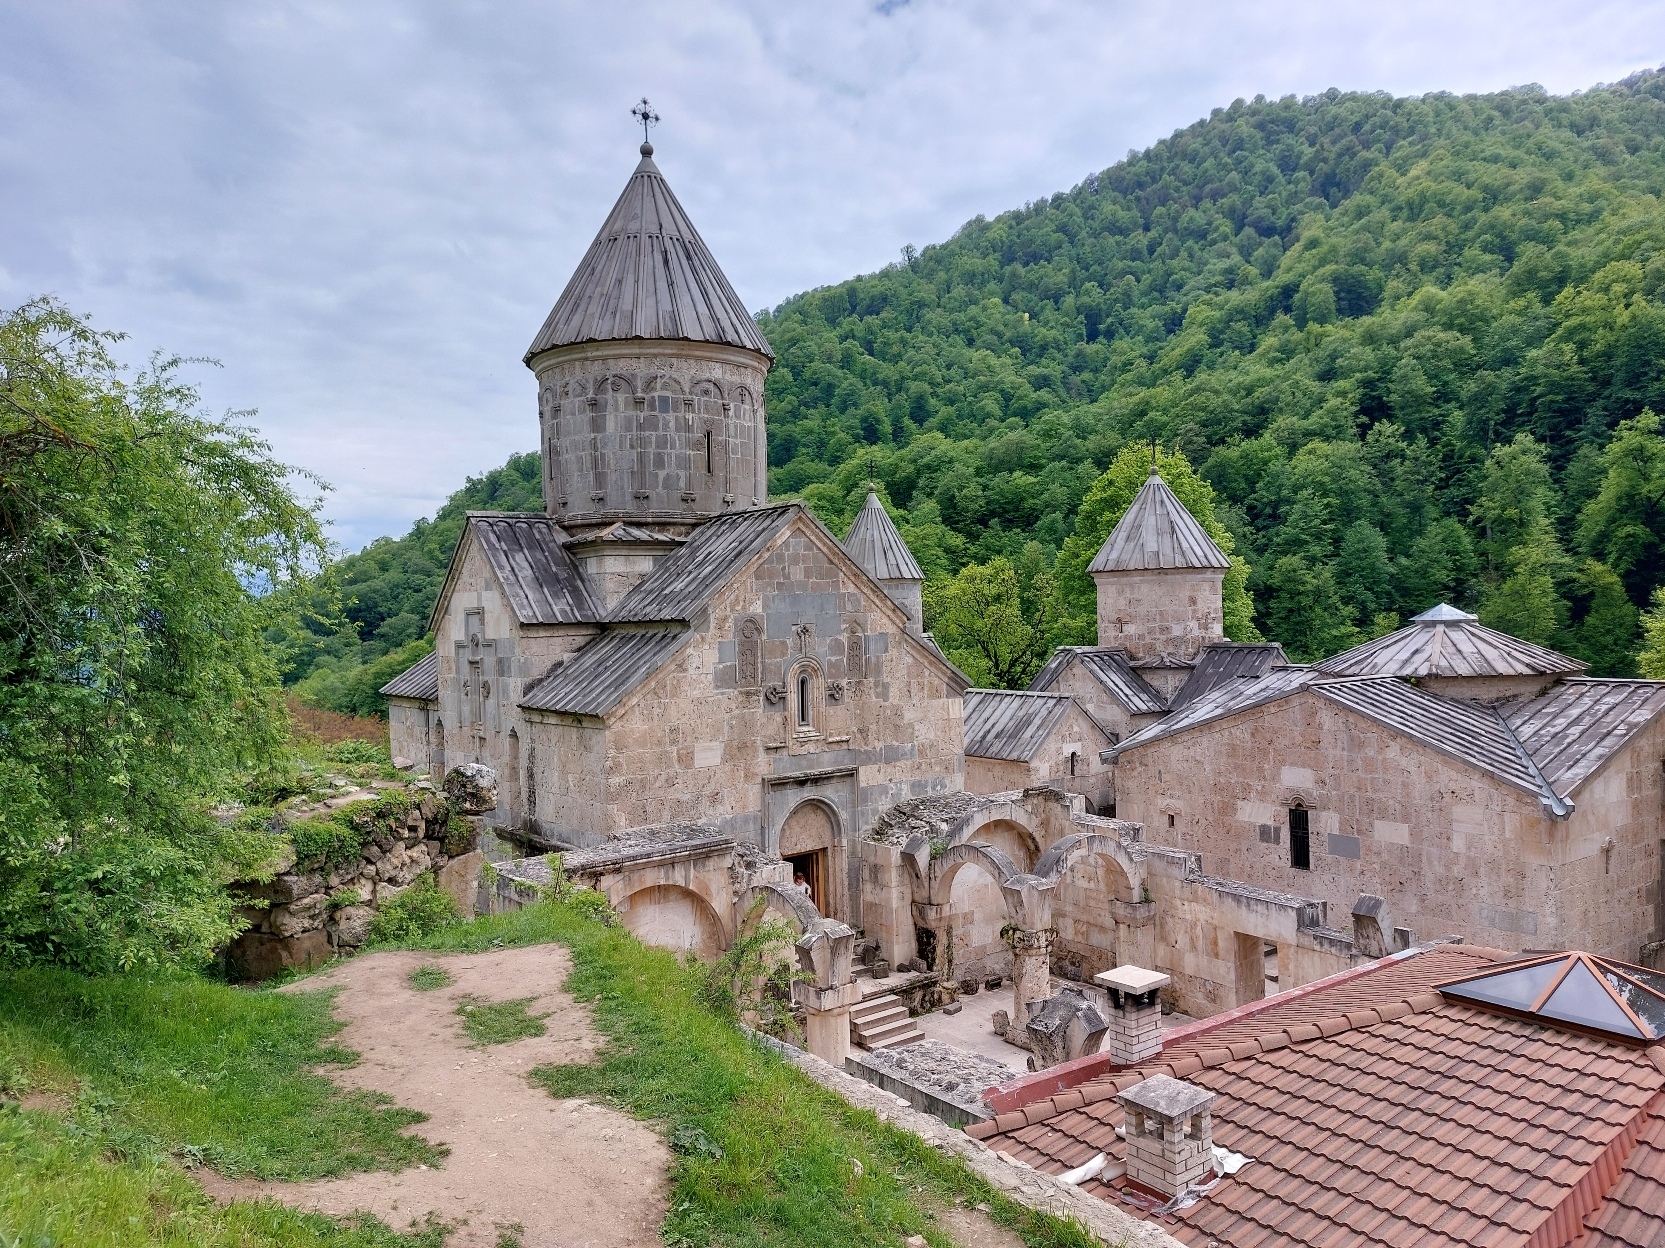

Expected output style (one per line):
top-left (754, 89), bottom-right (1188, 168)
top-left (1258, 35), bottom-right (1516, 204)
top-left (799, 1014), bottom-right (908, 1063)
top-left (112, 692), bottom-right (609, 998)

top-left (2, 0), bottom-right (1661, 548)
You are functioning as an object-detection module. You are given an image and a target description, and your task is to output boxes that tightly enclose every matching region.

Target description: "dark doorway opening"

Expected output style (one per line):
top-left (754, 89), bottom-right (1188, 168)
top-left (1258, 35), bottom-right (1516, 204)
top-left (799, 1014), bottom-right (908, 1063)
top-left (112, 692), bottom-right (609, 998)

top-left (786, 850), bottom-right (826, 914)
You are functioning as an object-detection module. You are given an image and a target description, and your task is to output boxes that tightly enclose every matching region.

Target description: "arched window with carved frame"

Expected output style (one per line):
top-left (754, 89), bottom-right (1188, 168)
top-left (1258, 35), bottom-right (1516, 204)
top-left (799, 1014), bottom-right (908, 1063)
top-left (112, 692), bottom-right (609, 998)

top-left (788, 658), bottom-right (821, 735)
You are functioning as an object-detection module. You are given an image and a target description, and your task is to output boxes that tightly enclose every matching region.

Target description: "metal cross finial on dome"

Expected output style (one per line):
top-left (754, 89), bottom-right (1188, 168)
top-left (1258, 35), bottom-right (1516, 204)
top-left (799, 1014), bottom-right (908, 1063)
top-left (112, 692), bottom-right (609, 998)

top-left (631, 98), bottom-right (660, 155)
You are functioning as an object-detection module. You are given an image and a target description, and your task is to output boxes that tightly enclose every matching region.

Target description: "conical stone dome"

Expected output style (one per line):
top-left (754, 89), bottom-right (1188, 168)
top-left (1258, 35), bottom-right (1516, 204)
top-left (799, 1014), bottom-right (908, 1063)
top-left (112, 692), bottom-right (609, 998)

top-left (1089, 469), bottom-right (1228, 664)
top-left (525, 147), bottom-right (772, 361)
top-left (1089, 470), bottom-right (1231, 573)
top-left (525, 145), bottom-right (773, 529)
top-left (843, 492), bottom-right (923, 633)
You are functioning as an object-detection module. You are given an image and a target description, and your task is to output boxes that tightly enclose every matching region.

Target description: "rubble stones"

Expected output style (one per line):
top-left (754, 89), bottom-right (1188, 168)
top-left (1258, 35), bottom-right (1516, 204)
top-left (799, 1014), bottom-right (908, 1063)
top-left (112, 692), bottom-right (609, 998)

top-left (328, 906), bottom-right (375, 948)
top-left (862, 1039), bottom-right (1013, 1118)
top-left (865, 792), bottom-right (983, 852)
top-left (443, 763), bottom-right (499, 815)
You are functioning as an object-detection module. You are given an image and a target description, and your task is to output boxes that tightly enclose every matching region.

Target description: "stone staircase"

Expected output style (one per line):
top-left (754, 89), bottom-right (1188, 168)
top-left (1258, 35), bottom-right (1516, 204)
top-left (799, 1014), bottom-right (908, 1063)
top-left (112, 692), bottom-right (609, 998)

top-left (849, 991), bottom-right (925, 1051)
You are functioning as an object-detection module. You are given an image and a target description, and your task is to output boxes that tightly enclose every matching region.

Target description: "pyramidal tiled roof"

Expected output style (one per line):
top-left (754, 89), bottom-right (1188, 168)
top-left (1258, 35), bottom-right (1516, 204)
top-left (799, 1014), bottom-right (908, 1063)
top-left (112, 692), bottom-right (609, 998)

top-left (1314, 603), bottom-right (1587, 679)
top-left (524, 146), bottom-right (773, 362)
top-left (843, 492), bottom-right (923, 582)
top-left (1087, 470), bottom-right (1231, 573)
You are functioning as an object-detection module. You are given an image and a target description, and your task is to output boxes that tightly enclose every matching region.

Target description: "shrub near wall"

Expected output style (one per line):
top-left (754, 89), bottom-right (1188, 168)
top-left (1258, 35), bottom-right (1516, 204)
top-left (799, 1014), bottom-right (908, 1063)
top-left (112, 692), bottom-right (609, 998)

top-left (228, 787), bottom-right (479, 980)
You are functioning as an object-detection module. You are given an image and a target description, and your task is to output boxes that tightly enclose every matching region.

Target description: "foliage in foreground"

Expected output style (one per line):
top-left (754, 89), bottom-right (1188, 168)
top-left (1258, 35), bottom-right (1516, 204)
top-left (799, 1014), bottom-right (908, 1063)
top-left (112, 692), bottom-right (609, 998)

top-left (0, 298), bottom-right (329, 971)
top-left (408, 901), bottom-right (1097, 1248)
top-left (0, 966), bottom-right (445, 1247)
top-left (692, 896), bottom-right (804, 1043)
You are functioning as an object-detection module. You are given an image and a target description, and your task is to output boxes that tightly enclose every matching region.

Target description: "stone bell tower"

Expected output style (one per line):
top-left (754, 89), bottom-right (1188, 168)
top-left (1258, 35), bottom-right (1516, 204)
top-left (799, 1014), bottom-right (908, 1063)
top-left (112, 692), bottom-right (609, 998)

top-left (524, 139), bottom-right (774, 535)
top-left (1089, 468), bottom-right (1230, 667)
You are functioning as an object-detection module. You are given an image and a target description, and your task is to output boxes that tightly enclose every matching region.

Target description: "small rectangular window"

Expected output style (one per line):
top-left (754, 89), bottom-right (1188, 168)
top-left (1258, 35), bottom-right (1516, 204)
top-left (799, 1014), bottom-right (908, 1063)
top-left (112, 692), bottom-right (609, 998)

top-left (1289, 808), bottom-right (1311, 871)
top-left (705, 430), bottom-right (713, 473)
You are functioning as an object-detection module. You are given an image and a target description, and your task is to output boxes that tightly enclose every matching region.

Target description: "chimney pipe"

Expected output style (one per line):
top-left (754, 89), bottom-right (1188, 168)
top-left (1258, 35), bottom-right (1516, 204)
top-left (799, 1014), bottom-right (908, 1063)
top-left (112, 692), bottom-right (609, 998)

top-left (1095, 964), bottom-right (1169, 1065)
top-left (1116, 1074), bottom-right (1216, 1197)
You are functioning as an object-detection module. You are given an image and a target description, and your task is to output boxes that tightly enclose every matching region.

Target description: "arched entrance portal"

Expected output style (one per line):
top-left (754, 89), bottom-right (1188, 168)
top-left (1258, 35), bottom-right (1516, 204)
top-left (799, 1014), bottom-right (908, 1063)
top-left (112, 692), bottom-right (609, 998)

top-left (779, 800), bottom-right (836, 916)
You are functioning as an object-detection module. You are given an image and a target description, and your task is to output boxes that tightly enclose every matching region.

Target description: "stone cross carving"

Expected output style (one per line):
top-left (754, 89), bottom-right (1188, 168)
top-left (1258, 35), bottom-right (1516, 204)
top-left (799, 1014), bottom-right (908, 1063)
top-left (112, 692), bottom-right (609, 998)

top-left (737, 617), bottom-right (762, 688)
top-left (793, 622), bottom-right (815, 654)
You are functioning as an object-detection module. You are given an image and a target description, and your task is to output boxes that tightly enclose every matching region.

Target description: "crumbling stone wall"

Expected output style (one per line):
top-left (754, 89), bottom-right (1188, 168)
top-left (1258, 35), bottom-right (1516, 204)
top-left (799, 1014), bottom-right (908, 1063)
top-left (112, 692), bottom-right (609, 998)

top-left (228, 785), bottom-right (481, 979)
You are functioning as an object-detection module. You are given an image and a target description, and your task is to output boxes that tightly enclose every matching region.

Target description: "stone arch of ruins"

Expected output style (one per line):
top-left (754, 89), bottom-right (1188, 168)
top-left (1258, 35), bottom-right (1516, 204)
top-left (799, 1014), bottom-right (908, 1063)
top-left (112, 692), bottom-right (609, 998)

top-left (617, 882), bottom-right (728, 959)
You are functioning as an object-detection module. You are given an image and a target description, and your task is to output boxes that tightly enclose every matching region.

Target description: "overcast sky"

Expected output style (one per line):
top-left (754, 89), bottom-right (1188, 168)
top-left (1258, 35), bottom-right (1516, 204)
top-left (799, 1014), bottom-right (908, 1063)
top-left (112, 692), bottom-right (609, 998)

top-left (4, 2), bottom-right (1663, 551)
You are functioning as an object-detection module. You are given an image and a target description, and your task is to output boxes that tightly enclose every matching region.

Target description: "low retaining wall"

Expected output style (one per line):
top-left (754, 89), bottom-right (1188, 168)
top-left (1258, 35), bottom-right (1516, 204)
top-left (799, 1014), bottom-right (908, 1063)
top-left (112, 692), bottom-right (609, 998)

top-left (228, 784), bottom-right (482, 979)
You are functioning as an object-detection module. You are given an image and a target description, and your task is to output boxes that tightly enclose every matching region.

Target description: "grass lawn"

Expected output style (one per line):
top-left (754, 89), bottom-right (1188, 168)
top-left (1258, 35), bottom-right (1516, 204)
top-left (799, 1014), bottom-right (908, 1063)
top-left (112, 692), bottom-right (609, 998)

top-left (405, 900), bottom-right (1098, 1248)
top-left (0, 969), bottom-right (445, 1248)
top-left (2, 896), bottom-right (1100, 1247)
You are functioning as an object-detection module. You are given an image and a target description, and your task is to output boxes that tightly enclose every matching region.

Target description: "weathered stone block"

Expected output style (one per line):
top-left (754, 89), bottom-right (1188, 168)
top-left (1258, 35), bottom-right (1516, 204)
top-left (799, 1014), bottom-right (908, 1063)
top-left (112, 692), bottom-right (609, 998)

top-left (329, 906), bottom-right (374, 948)
top-left (436, 851), bottom-right (483, 916)
top-left (227, 929), bottom-right (331, 980)
top-left (269, 891), bottom-right (328, 937)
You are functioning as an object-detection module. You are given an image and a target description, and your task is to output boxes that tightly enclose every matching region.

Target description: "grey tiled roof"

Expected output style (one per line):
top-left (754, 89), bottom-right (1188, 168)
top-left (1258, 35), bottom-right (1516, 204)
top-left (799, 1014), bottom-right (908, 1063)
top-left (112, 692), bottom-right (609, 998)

top-left (1029, 647), bottom-right (1167, 715)
top-left (1167, 642), bottom-right (1291, 712)
top-left (467, 513), bottom-right (602, 625)
top-left (963, 690), bottom-right (1075, 761)
top-left (843, 491), bottom-right (923, 581)
top-left (518, 628), bottom-right (688, 717)
top-left (1506, 678), bottom-right (1665, 794)
top-left (380, 650), bottom-right (438, 700)
top-left (1107, 667), bottom-right (1576, 816)
top-left (524, 151), bottom-right (773, 361)
top-left (1314, 605), bottom-right (1586, 679)
top-left (1087, 471), bottom-right (1231, 573)
top-left (607, 503), bottom-right (797, 623)
top-left (1104, 666), bottom-right (1318, 760)
top-left (1311, 677), bottom-right (1570, 816)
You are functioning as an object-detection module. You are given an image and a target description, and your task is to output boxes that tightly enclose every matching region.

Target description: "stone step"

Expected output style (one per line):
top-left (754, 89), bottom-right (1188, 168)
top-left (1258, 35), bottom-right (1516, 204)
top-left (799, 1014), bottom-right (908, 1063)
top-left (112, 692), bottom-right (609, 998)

top-left (861, 1018), bottom-right (926, 1049)
top-left (852, 998), bottom-right (905, 1025)
top-left (852, 1005), bottom-right (910, 1033)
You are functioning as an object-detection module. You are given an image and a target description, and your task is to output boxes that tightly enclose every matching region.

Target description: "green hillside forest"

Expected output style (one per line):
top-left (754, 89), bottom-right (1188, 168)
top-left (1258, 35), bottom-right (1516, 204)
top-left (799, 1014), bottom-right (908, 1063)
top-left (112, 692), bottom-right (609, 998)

top-left (285, 70), bottom-right (1665, 705)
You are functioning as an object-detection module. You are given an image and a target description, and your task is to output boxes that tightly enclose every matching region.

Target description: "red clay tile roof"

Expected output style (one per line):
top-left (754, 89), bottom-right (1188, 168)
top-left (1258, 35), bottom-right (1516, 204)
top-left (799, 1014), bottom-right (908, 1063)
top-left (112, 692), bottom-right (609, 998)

top-left (970, 949), bottom-right (1665, 1248)
top-left (987, 943), bottom-right (1503, 1114)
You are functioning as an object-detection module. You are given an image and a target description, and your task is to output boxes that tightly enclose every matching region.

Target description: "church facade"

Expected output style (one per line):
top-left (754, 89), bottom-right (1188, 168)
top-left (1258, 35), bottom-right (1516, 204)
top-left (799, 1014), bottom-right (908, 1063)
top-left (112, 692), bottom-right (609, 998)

top-left (385, 139), bottom-right (1665, 1011)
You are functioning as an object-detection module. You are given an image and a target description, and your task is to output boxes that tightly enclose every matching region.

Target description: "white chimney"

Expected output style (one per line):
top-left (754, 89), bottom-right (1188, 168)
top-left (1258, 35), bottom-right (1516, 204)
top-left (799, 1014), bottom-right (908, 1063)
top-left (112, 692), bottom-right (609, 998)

top-left (1116, 1074), bottom-right (1216, 1197)
top-left (1095, 964), bottom-right (1169, 1065)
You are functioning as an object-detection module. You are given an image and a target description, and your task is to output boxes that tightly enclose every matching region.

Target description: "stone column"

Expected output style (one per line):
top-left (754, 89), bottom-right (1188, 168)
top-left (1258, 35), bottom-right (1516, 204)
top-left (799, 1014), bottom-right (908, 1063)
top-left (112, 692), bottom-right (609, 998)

top-left (792, 920), bottom-right (860, 1067)
top-left (1108, 897), bottom-right (1158, 971)
top-left (1010, 927), bottom-right (1054, 1026)
top-left (910, 901), bottom-right (952, 974)
top-left (1000, 875), bottom-right (1057, 1026)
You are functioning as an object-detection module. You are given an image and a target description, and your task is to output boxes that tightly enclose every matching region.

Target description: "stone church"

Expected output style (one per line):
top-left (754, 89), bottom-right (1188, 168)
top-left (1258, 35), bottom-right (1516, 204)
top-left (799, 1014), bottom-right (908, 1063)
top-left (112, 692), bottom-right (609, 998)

top-left (384, 139), bottom-right (1665, 1027)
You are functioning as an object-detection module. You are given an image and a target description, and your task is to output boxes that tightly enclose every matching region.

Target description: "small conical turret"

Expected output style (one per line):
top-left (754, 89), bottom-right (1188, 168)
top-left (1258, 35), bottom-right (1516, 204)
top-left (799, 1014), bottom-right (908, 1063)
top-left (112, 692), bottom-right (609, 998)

top-left (1089, 470), bottom-right (1229, 664)
top-left (844, 492), bottom-right (924, 634)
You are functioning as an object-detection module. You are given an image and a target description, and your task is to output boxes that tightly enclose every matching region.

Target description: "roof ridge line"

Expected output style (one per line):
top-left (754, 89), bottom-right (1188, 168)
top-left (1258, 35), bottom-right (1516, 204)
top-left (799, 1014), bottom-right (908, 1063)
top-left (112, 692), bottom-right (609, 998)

top-left (1491, 702), bottom-right (1575, 819)
top-left (971, 991), bottom-right (1448, 1137)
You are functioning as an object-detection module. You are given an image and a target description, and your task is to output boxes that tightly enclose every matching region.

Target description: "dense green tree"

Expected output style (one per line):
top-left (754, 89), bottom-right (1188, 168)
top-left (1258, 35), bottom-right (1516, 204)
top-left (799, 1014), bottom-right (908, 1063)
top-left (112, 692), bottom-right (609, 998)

top-left (922, 558), bottom-right (1061, 689)
top-left (0, 300), bottom-right (322, 970)
top-left (1478, 523), bottom-right (1573, 647)
top-left (1637, 588), bottom-right (1665, 679)
top-left (1257, 555), bottom-right (1360, 661)
top-left (1567, 560), bottom-right (1639, 676)
top-left (1577, 411), bottom-right (1665, 606)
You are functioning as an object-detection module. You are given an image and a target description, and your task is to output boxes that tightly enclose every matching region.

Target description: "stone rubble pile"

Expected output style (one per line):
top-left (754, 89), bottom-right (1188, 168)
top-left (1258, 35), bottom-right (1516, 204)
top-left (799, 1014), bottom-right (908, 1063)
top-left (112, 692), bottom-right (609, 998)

top-left (861, 1038), bottom-right (1013, 1117)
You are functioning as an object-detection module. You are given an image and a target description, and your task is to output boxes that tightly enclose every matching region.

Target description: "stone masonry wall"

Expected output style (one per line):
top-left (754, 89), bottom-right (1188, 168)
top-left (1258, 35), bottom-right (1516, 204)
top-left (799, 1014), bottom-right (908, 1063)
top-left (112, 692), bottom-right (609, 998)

top-left (1092, 569), bottom-right (1224, 664)
top-left (526, 518), bottom-right (966, 855)
top-left (228, 783), bottom-right (482, 980)
top-left (1114, 690), bottom-right (1592, 956)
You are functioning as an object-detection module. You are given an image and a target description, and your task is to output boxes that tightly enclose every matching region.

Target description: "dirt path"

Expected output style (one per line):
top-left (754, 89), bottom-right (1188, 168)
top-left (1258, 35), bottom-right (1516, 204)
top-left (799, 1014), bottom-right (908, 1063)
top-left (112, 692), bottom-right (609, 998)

top-left (199, 946), bottom-right (669, 1248)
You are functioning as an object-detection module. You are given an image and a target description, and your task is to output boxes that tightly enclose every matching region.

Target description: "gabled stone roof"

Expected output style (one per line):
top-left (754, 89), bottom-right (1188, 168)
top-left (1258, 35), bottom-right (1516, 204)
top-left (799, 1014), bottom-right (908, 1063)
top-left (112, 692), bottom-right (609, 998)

top-left (1087, 471), bottom-right (1231, 574)
top-left (843, 491), bottom-right (923, 582)
top-left (1165, 642), bottom-right (1291, 712)
top-left (1314, 603), bottom-right (1586, 679)
top-left (524, 148), bottom-right (773, 362)
top-left (438, 513), bottom-right (602, 630)
top-left (962, 689), bottom-right (1076, 762)
top-left (1028, 647), bottom-right (1168, 716)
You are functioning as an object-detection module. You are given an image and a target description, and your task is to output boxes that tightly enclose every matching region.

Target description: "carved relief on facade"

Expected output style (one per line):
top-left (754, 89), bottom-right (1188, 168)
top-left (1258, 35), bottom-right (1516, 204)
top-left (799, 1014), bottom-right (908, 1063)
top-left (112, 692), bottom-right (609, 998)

top-left (736, 616), bottom-right (763, 688)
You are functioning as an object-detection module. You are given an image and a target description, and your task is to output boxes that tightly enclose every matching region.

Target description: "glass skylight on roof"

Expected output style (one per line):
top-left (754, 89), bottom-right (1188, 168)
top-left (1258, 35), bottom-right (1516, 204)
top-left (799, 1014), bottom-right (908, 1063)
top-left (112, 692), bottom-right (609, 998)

top-left (1438, 952), bottom-right (1665, 1043)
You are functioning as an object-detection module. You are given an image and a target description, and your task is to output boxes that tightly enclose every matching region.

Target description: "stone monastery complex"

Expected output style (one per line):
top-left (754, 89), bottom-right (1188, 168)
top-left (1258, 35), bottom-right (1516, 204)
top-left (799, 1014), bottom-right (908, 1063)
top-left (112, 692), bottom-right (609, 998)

top-left (375, 138), bottom-right (1665, 1244)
